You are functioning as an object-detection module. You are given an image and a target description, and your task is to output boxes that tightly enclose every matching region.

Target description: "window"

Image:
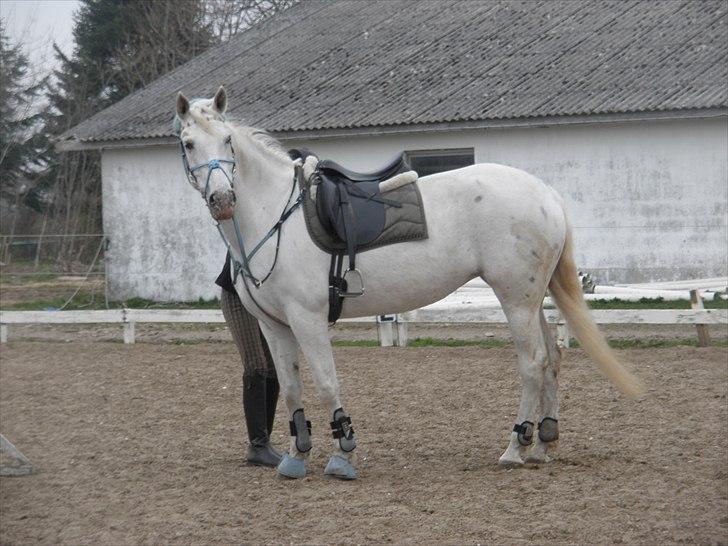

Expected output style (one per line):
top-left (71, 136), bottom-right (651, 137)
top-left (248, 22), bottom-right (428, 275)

top-left (405, 148), bottom-right (474, 177)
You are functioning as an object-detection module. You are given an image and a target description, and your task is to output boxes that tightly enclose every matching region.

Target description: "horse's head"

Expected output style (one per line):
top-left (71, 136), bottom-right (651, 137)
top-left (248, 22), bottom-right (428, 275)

top-left (174, 87), bottom-right (237, 221)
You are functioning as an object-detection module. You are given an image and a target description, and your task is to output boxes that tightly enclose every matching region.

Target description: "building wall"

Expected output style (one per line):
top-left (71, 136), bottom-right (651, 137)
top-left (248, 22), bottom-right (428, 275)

top-left (102, 116), bottom-right (727, 300)
top-left (287, 116), bottom-right (728, 284)
top-left (101, 146), bottom-right (227, 301)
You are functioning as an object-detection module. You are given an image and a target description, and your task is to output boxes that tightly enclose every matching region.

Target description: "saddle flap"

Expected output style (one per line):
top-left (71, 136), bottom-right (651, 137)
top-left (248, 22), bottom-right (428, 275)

top-left (316, 176), bottom-right (386, 246)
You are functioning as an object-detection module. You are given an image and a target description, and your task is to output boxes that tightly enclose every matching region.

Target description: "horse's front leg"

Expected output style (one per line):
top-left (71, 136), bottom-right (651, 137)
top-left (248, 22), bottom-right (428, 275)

top-left (288, 312), bottom-right (358, 480)
top-left (257, 320), bottom-right (312, 479)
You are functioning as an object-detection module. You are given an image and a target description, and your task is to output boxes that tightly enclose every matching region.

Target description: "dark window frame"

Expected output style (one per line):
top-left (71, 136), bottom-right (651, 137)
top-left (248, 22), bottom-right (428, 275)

top-left (405, 148), bottom-right (475, 177)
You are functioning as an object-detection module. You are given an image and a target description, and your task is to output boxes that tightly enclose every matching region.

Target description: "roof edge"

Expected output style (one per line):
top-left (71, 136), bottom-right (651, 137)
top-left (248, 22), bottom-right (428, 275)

top-left (56, 107), bottom-right (728, 152)
top-left (276, 108), bottom-right (728, 141)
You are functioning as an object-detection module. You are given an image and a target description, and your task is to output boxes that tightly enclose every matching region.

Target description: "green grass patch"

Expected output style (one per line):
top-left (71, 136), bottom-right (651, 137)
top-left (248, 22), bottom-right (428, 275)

top-left (0, 272), bottom-right (60, 284)
top-left (572, 338), bottom-right (728, 349)
top-left (332, 340), bottom-right (381, 347)
top-left (585, 297), bottom-right (727, 310)
top-left (1, 293), bottom-right (102, 311)
top-left (1, 296), bottom-right (221, 312)
top-left (408, 337), bottom-right (511, 348)
top-left (332, 337), bottom-right (727, 349)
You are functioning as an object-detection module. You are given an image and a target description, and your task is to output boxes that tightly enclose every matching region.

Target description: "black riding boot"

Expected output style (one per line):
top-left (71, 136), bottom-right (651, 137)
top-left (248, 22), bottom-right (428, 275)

top-left (258, 331), bottom-right (281, 437)
top-left (243, 371), bottom-right (282, 467)
top-left (265, 375), bottom-right (280, 437)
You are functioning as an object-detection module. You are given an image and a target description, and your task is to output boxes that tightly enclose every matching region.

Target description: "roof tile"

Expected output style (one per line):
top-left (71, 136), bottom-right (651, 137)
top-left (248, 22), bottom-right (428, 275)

top-left (60, 0), bottom-right (728, 145)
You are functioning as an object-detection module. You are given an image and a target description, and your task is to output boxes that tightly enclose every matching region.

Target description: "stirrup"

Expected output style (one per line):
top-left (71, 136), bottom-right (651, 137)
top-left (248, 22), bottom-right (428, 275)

top-left (340, 269), bottom-right (364, 297)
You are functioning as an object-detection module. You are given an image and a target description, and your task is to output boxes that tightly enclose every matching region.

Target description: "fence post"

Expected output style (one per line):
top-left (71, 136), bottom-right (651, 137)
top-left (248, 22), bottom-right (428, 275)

top-left (0, 324), bottom-right (7, 344)
top-left (377, 315), bottom-right (395, 347)
top-left (689, 289), bottom-right (711, 347)
top-left (123, 321), bottom-right (136, 344)
top-left (34, 213), bottom-right (48, 269)
top-left (556, 314), bottom-right (570, 348)
top-left (396, 315), bottom-right (408, 347)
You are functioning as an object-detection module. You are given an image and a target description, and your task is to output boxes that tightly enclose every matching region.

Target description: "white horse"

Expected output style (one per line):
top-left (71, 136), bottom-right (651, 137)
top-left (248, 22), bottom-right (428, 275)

top-left (174, 87), bottom-right (642, 480)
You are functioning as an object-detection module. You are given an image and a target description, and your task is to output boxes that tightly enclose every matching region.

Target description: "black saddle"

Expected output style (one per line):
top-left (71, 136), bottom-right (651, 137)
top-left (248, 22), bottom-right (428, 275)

top-left (317, 154), bottom-right (410, 182)
top-left (290, 149), bottom-right (412, 322)
top-left (315, 154), bottom-right (410, 249)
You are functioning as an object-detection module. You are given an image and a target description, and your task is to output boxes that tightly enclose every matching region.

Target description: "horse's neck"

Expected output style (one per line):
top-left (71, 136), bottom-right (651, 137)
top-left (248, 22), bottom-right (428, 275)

top-left (221, 148), bottom-right (293, 258)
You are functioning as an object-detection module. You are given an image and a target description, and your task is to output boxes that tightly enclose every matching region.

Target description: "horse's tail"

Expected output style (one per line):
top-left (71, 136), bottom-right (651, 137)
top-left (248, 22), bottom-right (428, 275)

top-left (548, 222), bottom-right (644, 398)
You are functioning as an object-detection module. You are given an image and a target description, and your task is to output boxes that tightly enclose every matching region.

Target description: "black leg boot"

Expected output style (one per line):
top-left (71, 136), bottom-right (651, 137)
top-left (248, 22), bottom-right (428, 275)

top-left (243, 371), bottom-right (282, 467)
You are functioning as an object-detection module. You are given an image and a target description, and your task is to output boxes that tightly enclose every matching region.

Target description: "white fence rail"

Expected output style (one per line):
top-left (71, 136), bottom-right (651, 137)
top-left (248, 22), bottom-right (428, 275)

top-left (2, 306), bottom-right (725, 347)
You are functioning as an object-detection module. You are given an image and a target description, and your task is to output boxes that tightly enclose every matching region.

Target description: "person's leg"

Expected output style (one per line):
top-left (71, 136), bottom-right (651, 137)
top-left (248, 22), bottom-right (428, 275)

top-left (259, 329), bottom-right (280, 437)
top-left (220, 288), bottom-right (281, 466)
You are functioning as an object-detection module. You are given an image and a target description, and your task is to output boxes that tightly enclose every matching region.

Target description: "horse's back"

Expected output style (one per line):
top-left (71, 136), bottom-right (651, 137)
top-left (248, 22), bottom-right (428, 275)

top-left (339, 162), bottom-right (568, 318)
top-left (419, 162), bottom-right (562, 206)
top-left (416, 162), bottom-right (567, 242)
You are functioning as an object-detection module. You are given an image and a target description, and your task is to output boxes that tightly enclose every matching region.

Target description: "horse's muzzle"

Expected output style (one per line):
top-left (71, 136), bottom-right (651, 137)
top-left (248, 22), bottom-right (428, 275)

top-left (209, 190), bottom-right (236, 221)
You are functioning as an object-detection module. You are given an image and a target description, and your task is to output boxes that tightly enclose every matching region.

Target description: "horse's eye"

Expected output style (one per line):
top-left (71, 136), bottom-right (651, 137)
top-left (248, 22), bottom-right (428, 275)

top-left (185, 141), bottom-right (194, 151)
top-left (224, 135), bottom-right (231, 144)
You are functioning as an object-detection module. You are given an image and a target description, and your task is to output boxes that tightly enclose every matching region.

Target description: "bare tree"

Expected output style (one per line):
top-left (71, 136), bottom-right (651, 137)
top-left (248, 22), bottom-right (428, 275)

top-left (111, 1), bottom-right (212, 97)
top-left (205, 0), bottom-right (297, 42)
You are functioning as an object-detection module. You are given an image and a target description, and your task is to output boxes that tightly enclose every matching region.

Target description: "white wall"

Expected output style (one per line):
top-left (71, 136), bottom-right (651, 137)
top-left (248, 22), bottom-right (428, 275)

top-left (101, 146), bottom-right (227, 301)
top-left (102, 116), bottom-right (727, 300)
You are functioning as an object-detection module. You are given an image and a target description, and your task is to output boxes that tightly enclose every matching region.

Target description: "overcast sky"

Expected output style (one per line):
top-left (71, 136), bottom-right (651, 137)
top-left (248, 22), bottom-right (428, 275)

top-left (1, 0), bottom-right (79, 79)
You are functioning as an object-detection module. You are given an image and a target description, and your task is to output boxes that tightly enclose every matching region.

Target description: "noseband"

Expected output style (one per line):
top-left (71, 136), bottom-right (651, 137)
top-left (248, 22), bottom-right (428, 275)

top-left (179, 141), bottom-right (236, 203)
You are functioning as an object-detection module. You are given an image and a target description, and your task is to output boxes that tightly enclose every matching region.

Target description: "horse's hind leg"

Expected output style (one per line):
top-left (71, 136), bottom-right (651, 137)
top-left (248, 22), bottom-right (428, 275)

top-left (496, 302), bottom-right (551, 467)
top-left (526, 311), bottom-right (561, 463)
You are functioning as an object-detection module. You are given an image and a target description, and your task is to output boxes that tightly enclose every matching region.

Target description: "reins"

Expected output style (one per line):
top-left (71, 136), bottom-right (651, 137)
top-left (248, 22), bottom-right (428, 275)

top-left (223, 163), bottom-right (305, 288)
top-left (177, 129), bottom-right (306, 327)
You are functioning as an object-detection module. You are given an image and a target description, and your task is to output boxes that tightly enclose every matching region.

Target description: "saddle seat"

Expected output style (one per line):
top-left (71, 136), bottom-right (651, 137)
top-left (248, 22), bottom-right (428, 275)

top-left (317, 154), bottom-right (410, 182)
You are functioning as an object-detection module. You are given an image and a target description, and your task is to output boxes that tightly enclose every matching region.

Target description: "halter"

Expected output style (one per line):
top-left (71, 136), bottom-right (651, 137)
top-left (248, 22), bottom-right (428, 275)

top-left (176, 120), bottom-right (306, 326)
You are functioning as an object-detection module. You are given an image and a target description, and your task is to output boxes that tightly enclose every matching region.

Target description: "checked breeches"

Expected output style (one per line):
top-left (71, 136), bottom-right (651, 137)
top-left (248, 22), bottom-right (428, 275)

top-left (221, 288), bottom-right (279, 453)
top-left (220, 289), bottom-right (277, 378)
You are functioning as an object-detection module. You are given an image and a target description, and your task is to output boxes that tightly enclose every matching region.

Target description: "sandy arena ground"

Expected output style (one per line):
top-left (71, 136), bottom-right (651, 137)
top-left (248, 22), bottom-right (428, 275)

top-left (0, 341), bottom-right (727, 545)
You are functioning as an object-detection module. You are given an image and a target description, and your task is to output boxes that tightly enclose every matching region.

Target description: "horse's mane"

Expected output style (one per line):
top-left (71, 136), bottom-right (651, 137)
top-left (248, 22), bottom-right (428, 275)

top-left (182, 105), bottom-right (291, 165)
top-left (228, 123), bottom-right (291, 165)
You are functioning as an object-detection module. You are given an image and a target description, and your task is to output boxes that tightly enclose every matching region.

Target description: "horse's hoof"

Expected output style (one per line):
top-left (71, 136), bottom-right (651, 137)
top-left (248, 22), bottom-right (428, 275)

top-left (498, 454), bottom-right (525, 468)
top-left (525, 453), bottom-right (552, 464)
top-left (324, 455), bottom-right (357, 480)
top-left (277, 454), bottom-right (306, 479)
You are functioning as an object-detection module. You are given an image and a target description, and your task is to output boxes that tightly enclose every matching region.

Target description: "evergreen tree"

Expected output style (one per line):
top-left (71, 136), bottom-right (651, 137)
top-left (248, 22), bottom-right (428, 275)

top-left (33, 0), bottom-right (293, 262)
top-left (71, 0), bottom-right (212, 103)
top-left (0, 19), bottom-right (46, 203)
top-left (38, 0), bottom-right (213, 261)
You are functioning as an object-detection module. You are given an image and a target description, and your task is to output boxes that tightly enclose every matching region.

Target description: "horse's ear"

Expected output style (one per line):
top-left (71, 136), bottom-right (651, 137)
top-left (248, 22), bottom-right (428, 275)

top-left (213, 86), bottom-right (227, 114)
top-left (176, 92), bottom-right (190, 118)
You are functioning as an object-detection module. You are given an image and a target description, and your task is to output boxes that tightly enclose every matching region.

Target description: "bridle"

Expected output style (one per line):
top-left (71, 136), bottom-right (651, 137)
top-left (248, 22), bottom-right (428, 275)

top-left (177, 120), bottom-right (306, 326)
top-left (181, 145), bottom-right (236, 204)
